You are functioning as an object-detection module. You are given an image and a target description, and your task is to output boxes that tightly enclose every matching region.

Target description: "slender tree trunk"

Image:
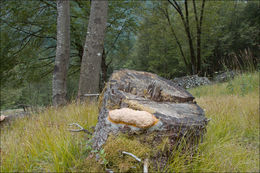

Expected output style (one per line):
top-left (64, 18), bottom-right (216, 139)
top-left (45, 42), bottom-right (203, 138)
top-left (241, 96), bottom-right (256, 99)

top-left (161, 6), bottom-right (190, 74)
top-left (78, 0), bottom-right (108, 101)
top-left (52, 0), bottom-right (70, 106)
top-left (193, 0), bottom-right (206, 74)
top-left (184, 0), bottom-right (197, 74)
top-left (167, 0), bottom-right (197, 74)
top-left (197, 0), bottom-right (205, 74)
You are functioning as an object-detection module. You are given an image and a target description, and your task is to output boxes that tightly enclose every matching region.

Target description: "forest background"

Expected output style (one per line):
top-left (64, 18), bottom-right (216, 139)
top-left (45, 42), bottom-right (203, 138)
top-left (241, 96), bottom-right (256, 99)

top-left (0, 0), bottom-right (259, 109)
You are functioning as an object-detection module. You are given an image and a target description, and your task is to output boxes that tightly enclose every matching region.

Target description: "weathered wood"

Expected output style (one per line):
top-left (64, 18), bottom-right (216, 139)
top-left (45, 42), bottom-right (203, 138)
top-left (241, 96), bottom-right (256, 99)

top-left (92, 69), bottom-right (208, 150)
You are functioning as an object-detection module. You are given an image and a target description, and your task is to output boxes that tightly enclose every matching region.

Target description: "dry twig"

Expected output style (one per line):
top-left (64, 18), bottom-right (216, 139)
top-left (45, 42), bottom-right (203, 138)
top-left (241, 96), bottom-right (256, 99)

top-left (122, 151), bottom-right (142, 162)
top-left (84, 94), bottom-right (100, 96)
top-left (143, 158), bottom-right (149, 173)
top-left (68, 123), bottom-right (92, 135)
top-left (122, 151), bottom-right (149, 173)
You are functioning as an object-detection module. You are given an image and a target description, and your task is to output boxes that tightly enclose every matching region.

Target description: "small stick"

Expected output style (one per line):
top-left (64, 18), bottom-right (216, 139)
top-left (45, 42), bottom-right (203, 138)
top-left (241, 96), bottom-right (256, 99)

top-left (105, 169), bottom-right (114, 173)
top-left (122, 151), bottom-right (149, 173)
top-left (143, 158), bottom-right (149, 173)
top-left (122, 151), bottom-right (142, 162)
top-left (68, 123), bottom-right (92, 135)
top-left (84, 94), bottom-right (100, 96)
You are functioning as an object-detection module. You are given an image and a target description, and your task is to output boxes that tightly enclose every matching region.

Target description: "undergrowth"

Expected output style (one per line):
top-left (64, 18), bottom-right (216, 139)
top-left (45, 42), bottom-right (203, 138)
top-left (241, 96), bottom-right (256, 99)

top-left (0, 102), bottom-right (98, 172)
top-left (191, 72), bottom-right (259, 97)
top-left (0, 72), bottom-right (259, 172)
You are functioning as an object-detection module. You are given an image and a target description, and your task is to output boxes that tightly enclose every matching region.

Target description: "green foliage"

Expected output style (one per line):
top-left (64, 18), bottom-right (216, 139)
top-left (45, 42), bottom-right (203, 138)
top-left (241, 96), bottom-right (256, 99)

top-left (1, 0), bottom-right (259, 108)
top-left (122, 1), bottom-right (187, 78)
top-left (0, 78), bottom-right (52, 109)
top-left (121, 1), bottom-right (260, 77)
top-left (0, 0), bottom-right (143, 107)
top-left (0, 0), bottom-right (57, 85)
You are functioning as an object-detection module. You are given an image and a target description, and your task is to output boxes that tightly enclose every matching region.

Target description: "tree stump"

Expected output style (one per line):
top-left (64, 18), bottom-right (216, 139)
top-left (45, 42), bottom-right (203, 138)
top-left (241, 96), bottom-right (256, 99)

top-left (92, 69), bottom-right (208, 151)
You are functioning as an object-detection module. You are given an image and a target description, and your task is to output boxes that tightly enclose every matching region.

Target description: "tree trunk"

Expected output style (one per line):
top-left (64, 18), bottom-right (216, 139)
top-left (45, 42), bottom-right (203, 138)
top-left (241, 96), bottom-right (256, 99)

top-left (101, 48), bottom-right (108, 90)
top-left (167, 0), bottom-right (197, 74)
top-left (92, 69), bottom-right (208, 153)
top-left (192, 0), bottom-right (206, 74)
top-left (197, 0), bottom-right (205, 74)
top-left (162, 6), bottom-right (191, 74)
top-left (78, 0), bottom-right (108, 101)
top-left (52, 0), bottom-right (70, 106)
top-left (184, 0), bottom-right (197, 74)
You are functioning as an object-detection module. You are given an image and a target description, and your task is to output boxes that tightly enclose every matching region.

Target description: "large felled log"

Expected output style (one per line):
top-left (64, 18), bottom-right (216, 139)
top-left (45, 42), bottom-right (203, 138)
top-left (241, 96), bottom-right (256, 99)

top-left (92, 69), bottom-right (208, 150)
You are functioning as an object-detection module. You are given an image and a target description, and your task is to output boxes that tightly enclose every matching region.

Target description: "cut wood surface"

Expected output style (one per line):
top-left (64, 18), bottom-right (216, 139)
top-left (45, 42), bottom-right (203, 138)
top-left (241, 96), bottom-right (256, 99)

top-left (92, 69), bottom-right (208, 150)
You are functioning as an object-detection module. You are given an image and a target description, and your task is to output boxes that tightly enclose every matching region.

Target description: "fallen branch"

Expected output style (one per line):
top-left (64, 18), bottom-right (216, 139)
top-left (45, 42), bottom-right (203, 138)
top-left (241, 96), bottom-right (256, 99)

top-left (143, 158), bottom-right (149, 173)
top-left (105, 169), bottom-right (114, 173)
top-left (122, 151), bottom-right (141, 162)
top-left (84, 94), bottom-right (100, 96)
top-left (122, 151), bottom-right (149, 173)
top-left (68, 123), bottom-right (92, 135)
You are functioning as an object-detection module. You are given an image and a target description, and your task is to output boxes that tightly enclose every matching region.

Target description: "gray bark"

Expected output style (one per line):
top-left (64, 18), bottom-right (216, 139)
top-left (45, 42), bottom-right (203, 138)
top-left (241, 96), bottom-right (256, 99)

top-left (52, 0), bottom-right (70, 106)
top-left (92, 69), bottom-right (208, 150)
top-left (78, 0), bottom-right (108, 101)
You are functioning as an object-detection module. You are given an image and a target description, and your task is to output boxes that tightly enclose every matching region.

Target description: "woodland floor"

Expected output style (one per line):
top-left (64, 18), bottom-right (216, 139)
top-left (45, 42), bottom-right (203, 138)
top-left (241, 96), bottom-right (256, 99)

top-left (0, 72), bottom-right (259, 172)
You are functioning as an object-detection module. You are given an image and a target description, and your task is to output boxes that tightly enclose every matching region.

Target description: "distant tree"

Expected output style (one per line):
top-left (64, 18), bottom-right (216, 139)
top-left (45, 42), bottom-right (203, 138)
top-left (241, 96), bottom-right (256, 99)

top-left (52, 0), bottom-right (70, 106)
top-left (127, 4), bottom-right (187, 79)
top-left (78, 0), bottom-right (108, 101)
top-left (167, 0), bottom-right (206, 74)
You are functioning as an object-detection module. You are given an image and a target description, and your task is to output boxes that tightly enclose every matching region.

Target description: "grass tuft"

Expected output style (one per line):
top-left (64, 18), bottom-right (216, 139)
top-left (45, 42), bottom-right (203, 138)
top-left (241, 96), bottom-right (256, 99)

top-left (1, 72), bottom-right (259, 172)
top-left (0, 102), bottom-right (98, 172)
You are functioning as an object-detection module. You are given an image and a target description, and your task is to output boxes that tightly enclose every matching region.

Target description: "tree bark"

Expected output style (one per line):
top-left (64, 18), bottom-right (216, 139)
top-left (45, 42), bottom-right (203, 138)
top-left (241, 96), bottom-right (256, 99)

top-left (184, 0), bottom-right (197, 74)
top-left (78, 0), bottom-right (108, 101)
top-left (92, 69), bottom-right (208, 152)
top-left (52, 0), bottom-right (70, 106)
top-left (193, 0), bottom-right (206, 74)
top-left (100, 48), bottom-right (108, 90)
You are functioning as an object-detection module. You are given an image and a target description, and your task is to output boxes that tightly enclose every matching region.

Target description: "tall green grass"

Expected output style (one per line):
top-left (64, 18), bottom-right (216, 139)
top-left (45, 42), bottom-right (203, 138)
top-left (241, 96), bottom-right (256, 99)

top-left (1, 72), bottom-right (259, 172)
top-left (0, 102), bottom-right (98, 172)
top-left (166, 92), bottom-right (259, 172)
top-left (191, 72), bottom-right (259, 97)
top-left (183, 72), bottom-right (259, 172)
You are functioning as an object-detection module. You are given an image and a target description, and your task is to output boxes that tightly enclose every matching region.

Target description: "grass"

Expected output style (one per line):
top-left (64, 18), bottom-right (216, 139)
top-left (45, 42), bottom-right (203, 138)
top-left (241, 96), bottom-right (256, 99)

top-left (184, 72), bottom-right (259, 172)
top-left (1, 72), bottom-right (259, 172)
top-left (0, 102), bottom-right (98, 172)
top-left (191, 72), bottom-right (259, 97)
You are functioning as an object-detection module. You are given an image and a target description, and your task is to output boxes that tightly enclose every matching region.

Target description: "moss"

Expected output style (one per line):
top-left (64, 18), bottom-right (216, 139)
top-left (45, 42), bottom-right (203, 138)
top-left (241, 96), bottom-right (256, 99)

top-left (123, 99), bottom-right (155, 114)
top-left (80, 155), bottom-right (105, 172)
top-left (106, 100), bottom-right (121, 110)
top-left (103, 134), bottom-right (151, 172)
top-left (143, 89), bottom-right (148, 95)
top-left (102, 133), bottom-right (176, 172)
top-left (161, 91), bottom-right (174, 102)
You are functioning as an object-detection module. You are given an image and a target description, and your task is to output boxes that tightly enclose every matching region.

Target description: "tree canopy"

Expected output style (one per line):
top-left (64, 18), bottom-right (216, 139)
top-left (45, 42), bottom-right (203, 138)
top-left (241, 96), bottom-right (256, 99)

top-left (0, 0), bottom-right (259, 109)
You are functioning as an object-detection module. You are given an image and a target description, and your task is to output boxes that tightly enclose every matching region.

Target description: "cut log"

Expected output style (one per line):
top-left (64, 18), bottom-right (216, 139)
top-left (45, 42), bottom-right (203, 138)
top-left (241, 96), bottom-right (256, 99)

top-left (92, 69), bottom-right (208, 151)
